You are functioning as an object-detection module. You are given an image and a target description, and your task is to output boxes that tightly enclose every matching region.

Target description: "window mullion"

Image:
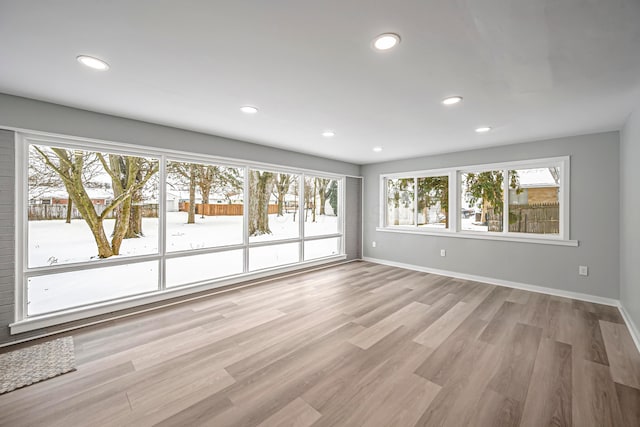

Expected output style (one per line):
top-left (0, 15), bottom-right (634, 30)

top-left (243, 166), bottom-right (250, 273)
top-left (413, 177), bottom-right (418, 227)
top-left (450, 171), bottom-right (458, 232)
top-left (158, 155), bottom-right (167, 290)
top-left (299, 174), bottom-right (305, 262)
top-left (503, 169), bottom-right (509, 234)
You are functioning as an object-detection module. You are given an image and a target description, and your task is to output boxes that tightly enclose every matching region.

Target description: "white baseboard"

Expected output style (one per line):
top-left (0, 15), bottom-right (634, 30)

top-left (361, 257), bottom-right (619, 306)
top-left (617, 302), bottom-right (640, 354)
top-left (361, 256), bottom-right (640, 354)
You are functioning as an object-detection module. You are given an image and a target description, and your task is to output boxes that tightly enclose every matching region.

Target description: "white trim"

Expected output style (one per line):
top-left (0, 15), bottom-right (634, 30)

top-left (10, 255), bottom-right (347, 335)
top-left (380, 156), bottom-right (570, 179)
top-left (14, 132), bottom-right (26, 324)
top-left (618, 302), bottom-right (640, 354)
top-left (375, 227), bottom-right (579, 246)
top-left (158, 154), bottom-right (167, 291)
top-left (14, 129), bottom-right (348, 180)
top-left (361, 256), bottom-right (618, 306)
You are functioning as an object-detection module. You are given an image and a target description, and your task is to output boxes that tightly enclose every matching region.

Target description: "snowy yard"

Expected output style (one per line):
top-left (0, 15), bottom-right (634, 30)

top-left (27, 212), bottom-right (340, 315)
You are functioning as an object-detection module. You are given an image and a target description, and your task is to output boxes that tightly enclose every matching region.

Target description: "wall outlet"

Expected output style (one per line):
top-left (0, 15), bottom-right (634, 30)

top-left (579, 265), bottom-right (588, 276)
top-left (372, 241), bottom-right (377, 248)
top-left (440, 249), bottom-right (446, 257)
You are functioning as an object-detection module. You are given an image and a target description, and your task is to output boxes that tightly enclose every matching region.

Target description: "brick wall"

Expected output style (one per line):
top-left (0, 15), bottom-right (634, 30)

top-left (527, 187), bottom-right (559, 204)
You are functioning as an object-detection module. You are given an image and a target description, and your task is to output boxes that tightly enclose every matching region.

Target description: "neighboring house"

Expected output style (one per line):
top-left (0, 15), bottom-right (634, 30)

top-left (28, 187), bottom-right (113, 206)
top-left (509, 168), bottom-right (559, 205)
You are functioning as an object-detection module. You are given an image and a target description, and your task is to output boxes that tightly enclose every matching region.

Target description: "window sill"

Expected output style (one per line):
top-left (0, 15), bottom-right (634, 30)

top-left (10, 254), bottom-right (347, 335)
top-left (375, 227), bottom-right (579, 247)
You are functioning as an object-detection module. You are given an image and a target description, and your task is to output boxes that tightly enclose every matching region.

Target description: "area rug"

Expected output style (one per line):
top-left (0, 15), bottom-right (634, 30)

top-left (0, 336), bottom-right (76, 394)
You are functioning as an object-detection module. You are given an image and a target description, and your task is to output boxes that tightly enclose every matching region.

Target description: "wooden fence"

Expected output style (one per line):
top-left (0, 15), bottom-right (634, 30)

top-left (28, 203), bottom-right (159, 220)
top-left (487, 202), bottom-right (559, 234)
top-left (181, 203), bottom-right (279, 216)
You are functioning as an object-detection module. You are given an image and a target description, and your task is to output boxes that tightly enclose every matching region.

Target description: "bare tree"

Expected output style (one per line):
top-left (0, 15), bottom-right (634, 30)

top-left (273, 174), bottom-right (291, 216)
top-left (167, 161), bottom-right (197, 224)
top-left (196, 165), bottom-right (242, 204)
top-left (28, 146), bottom-right (101, 223)
top-left (34, 146), bottom-right (157, 258)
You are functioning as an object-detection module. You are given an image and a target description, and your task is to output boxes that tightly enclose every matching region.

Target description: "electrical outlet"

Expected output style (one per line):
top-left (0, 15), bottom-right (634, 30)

top-left (579, 265), bottom-right (588, 276)
top-left (440, 249), bottom-right (446, 257)
top-left (372, 241), bottom-right (377, 248)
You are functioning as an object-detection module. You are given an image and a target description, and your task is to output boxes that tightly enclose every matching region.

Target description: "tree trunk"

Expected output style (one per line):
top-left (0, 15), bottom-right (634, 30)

top-left (125, 169), bottom-right (144, 238)
top-left (249, 171), bottom-right (274, 236)
top-left (188, 164), bottom-right (196, 224)
top-left (312, 180), bottom-right (317, 223)
top-left (277, 193), bottom-right (285, 216)
top-left (315, 178), bottom-right (329, 216)
top-left (319, 189), bottom-right (326, 215)
top-left (111, 197), bottom-right (132, 254)
top-left (65, 196), bottom-right (73, 223)
top-left (90, 220), bottom-right (113, 258)
top-left (481, 199), bottom-right (488, 224)
top-left (127, 200), bottom-right (142, 238)
top-left (68, 182), bottom-right (114, 258)
top-left (200, 179), bottom-right (210, 218)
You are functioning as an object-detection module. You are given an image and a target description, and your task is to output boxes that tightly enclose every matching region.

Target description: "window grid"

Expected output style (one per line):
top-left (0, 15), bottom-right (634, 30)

top-left (18, 134), bottom-right (345, 319)
top-left (380, 157), bottom-right (570, 241)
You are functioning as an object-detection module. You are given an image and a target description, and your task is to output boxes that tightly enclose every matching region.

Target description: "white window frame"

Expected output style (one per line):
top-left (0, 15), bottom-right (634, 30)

top-left (13, 131), bottom-right (346, 333)
top-left (377, 157), bottom-right (576, 246)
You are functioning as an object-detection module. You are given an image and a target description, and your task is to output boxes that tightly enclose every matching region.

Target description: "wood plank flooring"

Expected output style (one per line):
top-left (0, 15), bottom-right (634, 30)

top-left (1, 261), bottom-right (639, 427)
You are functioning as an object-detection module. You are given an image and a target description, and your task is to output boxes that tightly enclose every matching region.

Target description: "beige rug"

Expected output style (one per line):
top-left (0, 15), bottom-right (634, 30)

top-left (0, 336), bottom-right (76, 394)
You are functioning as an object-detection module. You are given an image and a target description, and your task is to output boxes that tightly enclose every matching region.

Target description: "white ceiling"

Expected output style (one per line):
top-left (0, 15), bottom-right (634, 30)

top-left (1, 0), bottom-right (640, 164)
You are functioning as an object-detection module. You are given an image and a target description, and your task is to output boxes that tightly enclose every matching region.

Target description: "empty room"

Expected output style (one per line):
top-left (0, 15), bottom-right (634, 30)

top-left (1, 1), bottom-right (640, 426)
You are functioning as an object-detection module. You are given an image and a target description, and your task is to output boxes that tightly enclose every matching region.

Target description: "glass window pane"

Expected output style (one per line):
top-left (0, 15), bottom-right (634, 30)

top-left (28, 145), bottom-right (159, 267)
top-left (460, 171), bottom-right (505, 232)
top-left (27, 261), bottom-right (159, 316)
top-left (166, 250), bottom-right (244, 287)
top-left (386, 178), bottom-right (415, 226)
top-left (508, 167), bottom-right (560, 235)
top-left (304, 238), bottom-right (340, 261)
top-left (417, 176), bottom-right (449, 229)
top-left (166, 160), bottom-right (244, 251)
top-left (304, 176), bottom-right (340, 236)
top-left (249, 243), bottom-right (299, 271)
top-left (249, 170), bottom-right (300, 242)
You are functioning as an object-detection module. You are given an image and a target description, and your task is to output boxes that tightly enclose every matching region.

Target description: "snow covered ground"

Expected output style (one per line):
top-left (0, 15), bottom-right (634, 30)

top-left (460, 216), bottom-right (490, 232)
top-left (29, 212), bottom-right (339, 266)
top-left (27, 212), bottom-right (340, 315)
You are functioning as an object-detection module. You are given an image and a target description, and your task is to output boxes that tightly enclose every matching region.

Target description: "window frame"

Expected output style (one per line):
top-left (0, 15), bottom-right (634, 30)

top-left (378, 157), bottom-right (575, 246)
top-left (13, 131), bottom-right (346, 333)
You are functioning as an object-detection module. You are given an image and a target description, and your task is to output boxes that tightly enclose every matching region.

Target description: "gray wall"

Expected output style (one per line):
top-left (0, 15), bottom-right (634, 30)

top-left (620, 108), bottom-right (640, 331)
top-left (345, 177), bottom-right (363, 260)
top-left (0, 94), bottom-right (361, 345)
top-left (0, 130), bottom-right (15, 344)
top-left (0, 93), bottom-right (359, 177)
top-left (361, 132), bottom-right (620, 299)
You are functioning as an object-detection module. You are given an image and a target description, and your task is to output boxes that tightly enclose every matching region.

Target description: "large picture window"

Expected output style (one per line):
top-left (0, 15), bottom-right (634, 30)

top-left (379, 157), bottom-right (571, 244)
top-left (17, 133), bottom-right (345, 325)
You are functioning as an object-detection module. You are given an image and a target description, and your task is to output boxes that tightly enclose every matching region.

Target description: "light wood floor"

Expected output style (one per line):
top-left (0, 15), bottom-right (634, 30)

top-left (1, 261), bottom-right (639, 427)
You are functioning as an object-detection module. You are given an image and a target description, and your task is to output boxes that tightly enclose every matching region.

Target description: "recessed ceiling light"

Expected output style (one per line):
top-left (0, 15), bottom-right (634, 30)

top-left (76, 55), bottom-right (109, 70)
top-left (475, 126), bottom-right (492, 133)
top-left (372, 33), bottom-right (401, 51)
top-left (373, 147), bottom-right (383, 152)
top-left (442, 96), bottom-right (463, 105)
top-left (240, 106), bottom-right (258, 114)
top-left (322, 130), bottom-right (336, 137)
